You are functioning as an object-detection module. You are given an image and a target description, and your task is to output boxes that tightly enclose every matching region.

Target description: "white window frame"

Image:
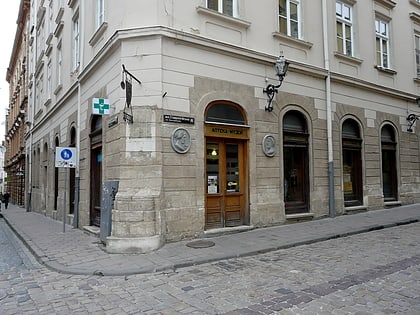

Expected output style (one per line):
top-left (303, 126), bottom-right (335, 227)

top-left (415, 34), bottom-right (420, 78)
top-left (96, 0), bottom-right (105, 29)
top-left (48, 1), bottom-right (53, 36)
top-left (47, 60), bottom-right (52, 100)
top-left (72, 14), bottom-right (80, 71)
top-left (375, 17), bottom-right (390, 69)
top-left (57, 41), bottom-right (62, 87)
top-left (206, 0), bottom-right (239, 18)
top-left (278, 0), bottom-right (301, 39)
top-left (336, 1), bottom-right (353, 56)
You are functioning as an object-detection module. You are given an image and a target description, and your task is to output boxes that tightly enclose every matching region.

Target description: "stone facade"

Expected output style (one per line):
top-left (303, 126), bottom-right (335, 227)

top-left (14, 0), bottom-right (420, 253)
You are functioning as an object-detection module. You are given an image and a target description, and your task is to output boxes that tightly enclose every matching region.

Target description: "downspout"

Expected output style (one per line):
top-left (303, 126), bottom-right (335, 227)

top-left (322, 0), bottom-right (335, 217)
top-left (73, 0), bottom-right (85, 228)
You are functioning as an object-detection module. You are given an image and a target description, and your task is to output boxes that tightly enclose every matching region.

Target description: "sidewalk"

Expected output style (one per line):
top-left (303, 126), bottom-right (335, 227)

top-left (1, 203), bottom-right (419, 276)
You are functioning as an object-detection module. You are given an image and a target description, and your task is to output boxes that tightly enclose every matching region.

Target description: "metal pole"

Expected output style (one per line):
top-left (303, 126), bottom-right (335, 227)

top-left (63, 168), bottom-right (67, 233)
top-left (322, 0), bottom-right (335, 218)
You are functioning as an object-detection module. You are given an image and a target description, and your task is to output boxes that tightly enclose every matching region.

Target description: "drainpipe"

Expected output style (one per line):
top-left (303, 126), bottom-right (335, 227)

top-left (27, 0), bottom-right (38, 212)
top-left (73, 0), bottom-right (85, 228)
top-left (322, 0), bottom-right (335, 217)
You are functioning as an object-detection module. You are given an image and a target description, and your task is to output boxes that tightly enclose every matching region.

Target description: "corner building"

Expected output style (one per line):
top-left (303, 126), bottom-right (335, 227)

top-left (25, 0), bottom-right (420, 253)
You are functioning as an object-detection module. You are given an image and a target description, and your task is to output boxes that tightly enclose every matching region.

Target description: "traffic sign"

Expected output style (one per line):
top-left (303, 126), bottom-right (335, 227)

top-left (55, 147), bottom-right (77, 168)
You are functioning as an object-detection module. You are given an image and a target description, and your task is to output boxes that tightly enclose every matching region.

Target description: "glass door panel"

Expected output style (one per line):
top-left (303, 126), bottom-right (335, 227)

top-left (226, 144), bottom-right (239, 193)
top-left (206, 143), bottom-right (220, 194)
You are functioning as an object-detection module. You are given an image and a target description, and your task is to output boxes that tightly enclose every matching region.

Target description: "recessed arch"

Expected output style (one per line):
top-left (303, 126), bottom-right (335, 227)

top-left (381, 123), bottom-right (398, 201)
top-left (341, 118), bottom-right (363, 207)
top-left (282, 110), bottom-right (309, 214)
top-left (204, 101), bottom-right (249, 229)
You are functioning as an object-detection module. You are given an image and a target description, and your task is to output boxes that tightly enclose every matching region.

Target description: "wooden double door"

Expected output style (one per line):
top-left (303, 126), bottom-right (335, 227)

top-left (205, 138), bottom-right (248, 229)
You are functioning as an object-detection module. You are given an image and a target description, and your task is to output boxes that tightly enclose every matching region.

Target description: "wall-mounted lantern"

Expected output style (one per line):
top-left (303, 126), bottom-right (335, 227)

top-left (263, 54), bottom-right (289, 112)
top-left (407, 113), bottom-right (420, 132)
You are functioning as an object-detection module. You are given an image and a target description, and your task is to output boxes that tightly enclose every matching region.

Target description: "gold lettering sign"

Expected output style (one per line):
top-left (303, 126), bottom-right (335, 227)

top-left (205, 125), bottom-right (249, 139)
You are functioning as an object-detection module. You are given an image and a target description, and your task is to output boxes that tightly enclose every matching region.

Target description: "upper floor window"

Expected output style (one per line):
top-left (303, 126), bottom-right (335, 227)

top-left (336, 1), bottom-right (353, 56)
top-left (375, 18), bottom-right (390, 68)
top-left (278, 0), bottom-right (301, 39)
top-left (96, 0), bottom-right (105, 28)
top-left (207, 0), bottom-right (238, 18)
top-left (415, 34), bottom-right (420, 78)
top-left (47, 60), bottom-right (52, 100)
top-left (57, 41), bottom-right (62, 86)
top-left (48, 1), bottom-right (53, 36)
top-left (72, 14), bottom-right (80, 70)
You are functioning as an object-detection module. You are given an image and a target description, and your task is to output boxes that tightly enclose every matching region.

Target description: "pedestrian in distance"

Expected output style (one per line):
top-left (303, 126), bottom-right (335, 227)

top-left (3, 191), bottom-right (10, 209)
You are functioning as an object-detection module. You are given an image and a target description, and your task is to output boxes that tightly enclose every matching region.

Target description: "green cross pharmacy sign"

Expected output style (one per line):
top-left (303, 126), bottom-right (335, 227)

top-left (92, 98), bottom-right (110, 115)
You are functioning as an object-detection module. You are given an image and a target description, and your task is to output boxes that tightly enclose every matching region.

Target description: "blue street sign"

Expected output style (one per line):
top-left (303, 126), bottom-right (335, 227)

top-left (56, 147), bottom-right (77, 168)
top-left (61, 149), bottom-right (73, 160)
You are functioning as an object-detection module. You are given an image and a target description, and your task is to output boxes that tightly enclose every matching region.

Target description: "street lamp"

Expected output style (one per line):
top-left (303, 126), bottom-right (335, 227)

top-left (263, 54), bottom-right (289, 112)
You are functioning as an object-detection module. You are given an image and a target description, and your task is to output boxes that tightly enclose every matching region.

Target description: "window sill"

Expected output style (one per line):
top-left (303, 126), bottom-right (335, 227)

top-left (374, 65), bottom-right (397, 75)
top-left (89, 22), bottom-right (108, 46)
top-left (44, 98), bottom-right (51, 107)
top-left (45, 43), bottom-right (53, 56)
top-left (410, 12), bottom-right (420, 23)
top-left (54, 21), bottom-right (64, 37)
top-left (196, 6), bottom-right (251, 29)
top-left (34, 108), bottom-right (43, 120)
top-left (410, 0), bottom-right (420, 9)
top-left (55, 7), bottom-right (64, 24)
top-left (334, 51), bottom-right (363, 65)
top-left (54, 84), bottom-right (62, 95)
top-left (272, 32), bottom-right (313, 50)
top-left (414, 77), bottom-right (420, 84)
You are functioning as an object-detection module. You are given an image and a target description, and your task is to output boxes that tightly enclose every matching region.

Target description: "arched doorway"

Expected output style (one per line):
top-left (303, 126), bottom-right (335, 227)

top-left (204, 102), bottom-right (249, 229)
top-left (54, 137), bottom-right (59, 210)
top-left (69, 127), bottom-right (76, 215)
top-left (342, 118), bottom-right (363, 207)
top-left (90, 115), bottom-right (102, 226)
top-left (283, 110), bottom-right (309, 214)
top-left (381, 124), bottom-right (397, 201)
top-left (43, 143), bottom-right (48, 209)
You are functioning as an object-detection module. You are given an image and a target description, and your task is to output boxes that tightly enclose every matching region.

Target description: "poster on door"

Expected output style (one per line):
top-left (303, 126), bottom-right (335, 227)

top-left (208, 175), bottom-right (218, 194)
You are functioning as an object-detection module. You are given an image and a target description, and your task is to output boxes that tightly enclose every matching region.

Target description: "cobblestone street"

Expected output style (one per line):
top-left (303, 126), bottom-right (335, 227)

top-left (1, 218), bottom-right (419, 314)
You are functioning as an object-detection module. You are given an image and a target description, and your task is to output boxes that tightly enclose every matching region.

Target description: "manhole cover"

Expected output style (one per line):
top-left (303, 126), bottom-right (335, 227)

top-left (186, 240), bottom-right (215, 248)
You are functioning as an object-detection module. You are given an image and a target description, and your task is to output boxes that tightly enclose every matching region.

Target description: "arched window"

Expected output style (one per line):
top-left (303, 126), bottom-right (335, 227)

top-left (283, 110), bottom-right (309, 214)
top-left (205, 102), bottom-right (246, 125)
top-left (342, 119), bottom-right (363, 207)
top-left (381, 125), bottom-right (397, 201)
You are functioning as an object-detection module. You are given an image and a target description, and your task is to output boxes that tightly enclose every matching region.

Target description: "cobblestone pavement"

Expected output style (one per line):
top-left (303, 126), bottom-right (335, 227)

top-left (1, 218), bottom-right (419, 314)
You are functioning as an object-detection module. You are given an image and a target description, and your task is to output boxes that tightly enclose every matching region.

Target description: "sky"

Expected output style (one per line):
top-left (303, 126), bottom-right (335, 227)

top-left (0, 2), bottom-right (21, 142)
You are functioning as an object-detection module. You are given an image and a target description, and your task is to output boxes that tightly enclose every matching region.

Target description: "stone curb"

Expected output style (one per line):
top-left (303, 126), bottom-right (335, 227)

top-left (2, 209), bottom-right (419, 276)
